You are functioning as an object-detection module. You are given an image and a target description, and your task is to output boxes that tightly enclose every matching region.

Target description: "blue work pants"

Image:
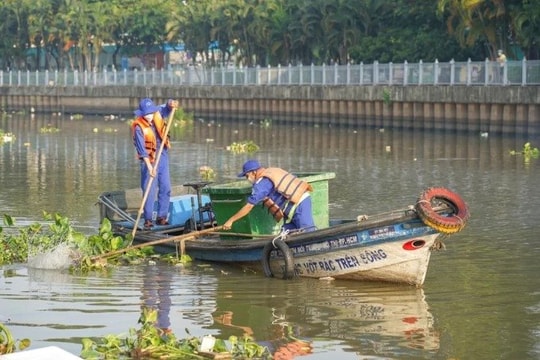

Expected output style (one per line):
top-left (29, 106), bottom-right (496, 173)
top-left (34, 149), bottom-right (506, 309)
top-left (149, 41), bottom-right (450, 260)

top-left (140, 151), bottom-right (171, 221)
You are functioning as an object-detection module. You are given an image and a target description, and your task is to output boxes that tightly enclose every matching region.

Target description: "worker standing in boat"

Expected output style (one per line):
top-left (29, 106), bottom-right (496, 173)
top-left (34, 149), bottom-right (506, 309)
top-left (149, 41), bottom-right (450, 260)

top-left (222, 160), bottom-right (316, 232)
top-left (132, 97), bottom-right (179, 229)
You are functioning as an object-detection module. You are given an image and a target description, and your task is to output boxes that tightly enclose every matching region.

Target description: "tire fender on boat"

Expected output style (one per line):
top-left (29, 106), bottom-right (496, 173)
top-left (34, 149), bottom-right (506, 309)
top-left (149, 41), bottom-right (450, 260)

top-left (261, 238), bottom-right (295, 279)
top-left (415, 187), bottom-right (470, 234)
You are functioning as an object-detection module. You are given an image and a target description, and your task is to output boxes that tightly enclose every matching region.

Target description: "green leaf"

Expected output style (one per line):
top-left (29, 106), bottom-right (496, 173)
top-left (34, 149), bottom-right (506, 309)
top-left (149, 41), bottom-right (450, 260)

top-left (3, 214), bottom-right (14, 226)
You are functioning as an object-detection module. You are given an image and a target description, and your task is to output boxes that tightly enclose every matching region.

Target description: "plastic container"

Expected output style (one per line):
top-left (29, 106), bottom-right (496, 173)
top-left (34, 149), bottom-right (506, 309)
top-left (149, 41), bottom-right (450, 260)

top-left (167, 194), bottom-right (212, 226)
top-left (204, 172), bottom-right (335, 235)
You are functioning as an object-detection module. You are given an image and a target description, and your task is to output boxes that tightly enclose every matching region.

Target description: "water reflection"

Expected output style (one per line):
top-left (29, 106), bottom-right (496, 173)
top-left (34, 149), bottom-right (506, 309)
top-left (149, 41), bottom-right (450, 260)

top-left (141, 264), bottom-right (173, 331)
top-left (210, 276), bottom-right (439, 358)
top-left (0, 263), bottom-right (219, 355)
top-left (1, 262), bottom-right (440, 359)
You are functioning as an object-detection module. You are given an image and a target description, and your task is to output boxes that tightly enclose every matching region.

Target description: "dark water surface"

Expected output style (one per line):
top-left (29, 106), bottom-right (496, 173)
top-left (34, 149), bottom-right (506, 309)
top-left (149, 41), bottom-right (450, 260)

top-left (1, 114), bottom-right (539, 359)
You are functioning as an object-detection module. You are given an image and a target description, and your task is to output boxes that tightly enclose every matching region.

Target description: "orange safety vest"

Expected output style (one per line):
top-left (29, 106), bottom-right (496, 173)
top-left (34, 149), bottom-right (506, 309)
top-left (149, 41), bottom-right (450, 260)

top-left (131, 112), bottom-right (170, 163)
top-left (260, 168), bottom-right (313, 222)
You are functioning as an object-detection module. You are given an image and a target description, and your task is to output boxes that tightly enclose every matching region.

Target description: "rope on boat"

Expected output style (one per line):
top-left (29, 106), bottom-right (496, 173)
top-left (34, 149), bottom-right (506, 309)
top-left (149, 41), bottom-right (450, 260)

top-left (271, 229), bottom-right (290, 248)
top-left (263, 229), bottom-right (295, 279)
top-left (430, 234), bottom-right (448, 251)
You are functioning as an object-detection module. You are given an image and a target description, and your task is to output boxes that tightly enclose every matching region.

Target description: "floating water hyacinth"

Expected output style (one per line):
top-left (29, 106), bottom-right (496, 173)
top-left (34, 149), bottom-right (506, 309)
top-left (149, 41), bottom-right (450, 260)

top-left (227, 140), bottom-right (260, 154)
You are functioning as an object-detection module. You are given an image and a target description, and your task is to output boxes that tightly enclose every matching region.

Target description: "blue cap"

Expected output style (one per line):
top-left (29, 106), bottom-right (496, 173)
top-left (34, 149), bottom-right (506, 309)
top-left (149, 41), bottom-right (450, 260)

top-left (238, 159), bottom-right (261, 177)
top-left (134, 98), bottom-right (160, 117)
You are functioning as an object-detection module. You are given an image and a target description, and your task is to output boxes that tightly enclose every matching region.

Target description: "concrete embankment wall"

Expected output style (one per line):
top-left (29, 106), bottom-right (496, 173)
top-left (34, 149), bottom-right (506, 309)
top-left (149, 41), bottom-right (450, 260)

top-left (0, 85), bottom-right (538, 136)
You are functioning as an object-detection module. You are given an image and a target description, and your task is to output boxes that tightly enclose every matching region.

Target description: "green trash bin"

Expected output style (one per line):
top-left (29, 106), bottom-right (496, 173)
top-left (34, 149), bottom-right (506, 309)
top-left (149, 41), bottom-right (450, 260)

top-left (204, 172), bottom-right (335, 236)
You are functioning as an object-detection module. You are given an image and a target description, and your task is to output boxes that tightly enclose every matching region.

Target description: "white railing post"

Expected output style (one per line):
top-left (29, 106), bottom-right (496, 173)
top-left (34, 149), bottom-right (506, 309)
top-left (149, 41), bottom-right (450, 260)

top-left (466, 58), bottom-right (471, 85)
top-left (346, 62), bottom-right (351, 85)
top-left (434, 59), bottom-right (439, 85)
top-left (374, 61), bottom-right (379, 84)
top-left (299, 63), bottom-right (303, 84)
top-left (418, 60), bottom-right (423, 85)
top-left (255, 65), bottom-right (260, 85)
top-left (288, 63), bottom-right (292, 84)
top-left (389, 62), bottom-right (393, 85)
top-left (484, 58), bottom-right (489, 85)
top-left (277, 64), bottom-right (281, 85)
top-left (322, 63), bottom-right (326, 84)
top-left (503, 61), bottom-right (507, 85)
top-left (450, 59), bottom-right (455, 85)
top-left (310, 63), bottom-right (314, 85)
top-left (404, 60), bottom-right (408, 86)
top-left (334, 62), bottom-right (338, 84)
top-left (522, 57), bottom-right (527, 86)
top-left (360, 62), bottom-right (364, 85)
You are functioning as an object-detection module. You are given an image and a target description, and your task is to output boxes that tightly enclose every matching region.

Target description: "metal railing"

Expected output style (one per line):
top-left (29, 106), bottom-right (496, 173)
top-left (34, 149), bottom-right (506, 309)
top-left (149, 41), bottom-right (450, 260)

top-left (1, 59), bottom-right (539, 87)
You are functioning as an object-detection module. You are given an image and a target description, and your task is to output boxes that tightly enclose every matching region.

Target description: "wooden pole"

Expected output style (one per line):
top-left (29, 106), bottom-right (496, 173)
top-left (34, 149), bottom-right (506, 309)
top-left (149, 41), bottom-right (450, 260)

top-left (93, 225), bottom-right (223, 261)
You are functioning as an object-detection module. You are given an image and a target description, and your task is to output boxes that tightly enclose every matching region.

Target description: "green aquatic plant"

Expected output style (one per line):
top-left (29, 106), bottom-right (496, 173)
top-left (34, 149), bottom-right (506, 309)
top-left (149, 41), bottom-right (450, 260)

top-left (510, 142), bottom-right (539, 162)
top-left (260, 118), bottom-right (272, 128)
top-left (227, 140), bottom-right (260, 154)
top-left (80, 307), bottom-right (270, 359)
top-left (39, 126), bottom-right (61, 133)
top-left (70, 218), bottom-right (153, 272)
top-left (0, 212), bottom-right (80, 265)
top-left (199, 165), bottom-right (216, 181)
top-left (382, 88), bottom-right (392, 105)
top-left (0, 323), bottom-right (30, 354)
top-left (172, 108), bottom-right (194, 123)
top-left (0, 129), bottom-right (16, 144)
top-left (0, 214), bottom-right (150, 268)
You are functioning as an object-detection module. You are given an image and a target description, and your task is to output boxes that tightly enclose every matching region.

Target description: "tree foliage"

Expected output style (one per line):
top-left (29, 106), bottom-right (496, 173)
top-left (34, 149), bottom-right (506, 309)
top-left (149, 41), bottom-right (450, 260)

top-left (0, 0), bottom-right (537, 71)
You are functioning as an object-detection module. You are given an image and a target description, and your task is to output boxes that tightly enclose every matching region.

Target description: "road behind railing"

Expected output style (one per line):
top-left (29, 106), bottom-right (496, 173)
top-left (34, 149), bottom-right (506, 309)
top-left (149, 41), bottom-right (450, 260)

top-left (2, 59), bottom-right (539, 87)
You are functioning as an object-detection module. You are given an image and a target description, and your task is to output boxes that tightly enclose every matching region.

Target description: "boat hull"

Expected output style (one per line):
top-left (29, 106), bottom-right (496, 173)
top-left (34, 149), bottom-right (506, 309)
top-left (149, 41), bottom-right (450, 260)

top-left (97, 183), bottom-right (468, 287)
top-left (181, 215), bottom-right (439, 286)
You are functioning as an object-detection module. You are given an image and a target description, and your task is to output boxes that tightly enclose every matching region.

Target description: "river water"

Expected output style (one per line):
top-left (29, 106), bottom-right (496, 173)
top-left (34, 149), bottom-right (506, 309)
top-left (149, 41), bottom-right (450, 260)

top-left (1, 114), bottom-right (539, 359)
